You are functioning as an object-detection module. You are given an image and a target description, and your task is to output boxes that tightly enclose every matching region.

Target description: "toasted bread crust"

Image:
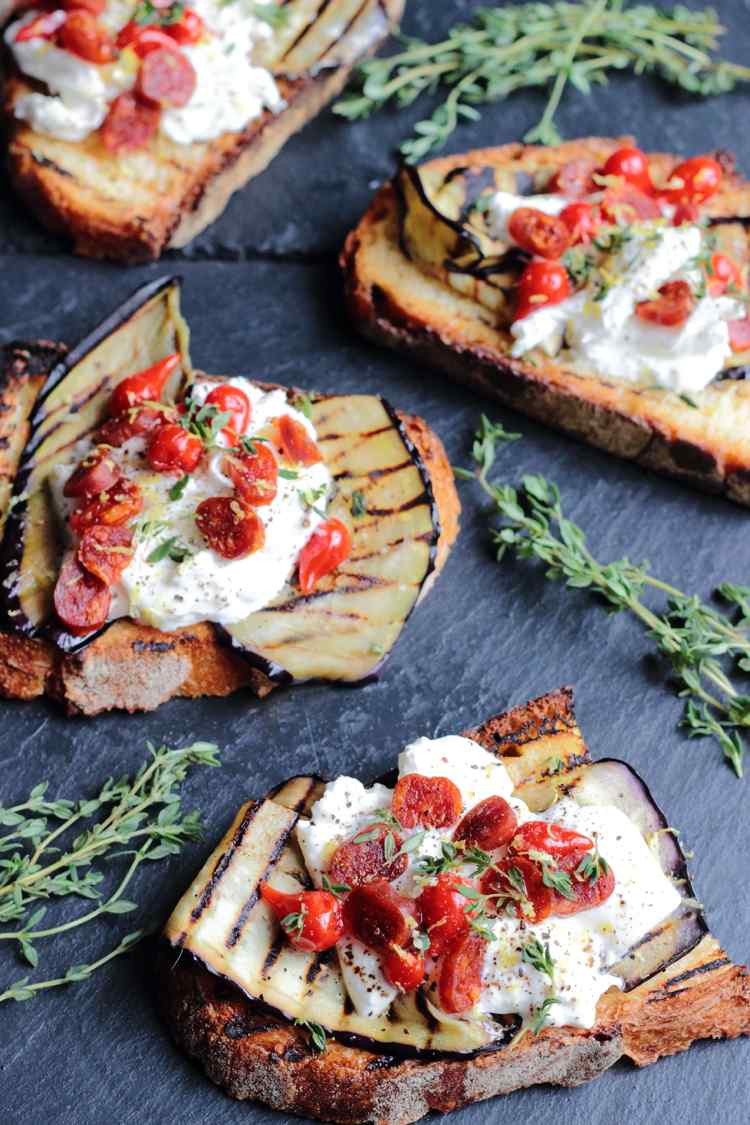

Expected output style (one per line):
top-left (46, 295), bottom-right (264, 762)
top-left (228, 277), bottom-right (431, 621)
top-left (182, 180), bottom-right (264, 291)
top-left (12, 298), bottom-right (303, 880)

top-left (341, 137), bottom-right (750, 505)
top-left (0, 342), bottom-right (459, 714)
top-left (157, 690), bottom-right (750, 1124)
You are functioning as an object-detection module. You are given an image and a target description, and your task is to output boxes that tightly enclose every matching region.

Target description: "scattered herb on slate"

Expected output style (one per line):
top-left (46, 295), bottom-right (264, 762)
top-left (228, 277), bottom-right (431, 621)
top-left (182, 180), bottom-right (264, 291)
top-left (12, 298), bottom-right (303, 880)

top-left (334, 1), bottom-right (750, 160)
top-left (0, 741), bottom-right (220, 1003)
top-left (456, 418), bottom-right (750, 777)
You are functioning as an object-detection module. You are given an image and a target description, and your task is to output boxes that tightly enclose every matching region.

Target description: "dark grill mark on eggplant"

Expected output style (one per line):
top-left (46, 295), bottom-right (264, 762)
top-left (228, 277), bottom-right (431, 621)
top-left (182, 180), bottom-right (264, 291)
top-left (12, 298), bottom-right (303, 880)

top-left (718, 366), bottom-right (749, 381)
top-left (415, 987), bottom-right (439, 1032)
top-left (662, 957), bottom-right (730, 989)
top-left (226, 812), bottom-right (300, 948)
top-left (708, 215), bottom-right (750, 228)
top-left (32, 153), bottom-right (74, 179)
top-left (190, 802), bottom-right (261, 924)
top-left (305, 954), bottom-right (325, 986)
top-left (332, 458), bottom-right (412, 482)
top-left (261, 934), bottom-right (286, 978)
top-left (366, 490), bottom-right (431, 518)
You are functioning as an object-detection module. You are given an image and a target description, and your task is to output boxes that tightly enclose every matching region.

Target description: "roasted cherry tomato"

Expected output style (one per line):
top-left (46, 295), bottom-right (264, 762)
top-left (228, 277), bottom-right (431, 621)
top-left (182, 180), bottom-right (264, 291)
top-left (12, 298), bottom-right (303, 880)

top-left (276, 414), bottom-right (322, 466)
top-left (550, 851), bottom-right (615, 916)
top-left (661, 156), bottom-right (722, 205)
top-left (480, 855), bottom-right (552, 923)
top-left (453, 796), bottom-right (518, 851)
top-left (70, 478), bottom-right (143, 536)
top-left (599, 185), bottom-right (661, 225)
top-left (547, 159), bottom-right (597, 198)
top-left (147, 423), bottom-right (203, 473)
top-left (507, 208), bottom-right (570, 259)
top-left (416, 874), bottom-right (472, 957)
top-left (391, 773), bottom-right (462, 830)
top-left (328, 822), bottom-right (408, 888)
top-left (63, 446), bottom-right (120, 500)
top-left (437, 932), bottom-right (485, 1014)
top-left (601, 146), bottom-right (653, 194)
top-left (260, 883), bottom-right (344, 953)
top-left (15, 10), bottom-right (66, 41)
top-left (62, 0), bottom-right (105, 13)
top-left (53, 554), bottom-right (111, 635)
top-left (205, 384), bottom-right (251, 439)
top-left (382, 945), bottom-right (425, 992)
top-left (559, 201), bottom-right (601, 245)
top-left (514, 259), bottom-right (571, 321)
top-left (78, 524), bottom-right (134, 585)
top-left (706, 253), bottom-right (743, 297)
top-left (223, 443), bottom-right (278, 507)
top-left (729, 317), bottom-right (750, 353)
top-left (167, 8), bottom-right (205, 44)
top-left (116, 23), bottom-right (180, 54)
top-left (635, 280), bottom-right (694, 328)
top-left (297, 518), bottom-right (351, 595)
top-left (100, 92), bottom-right (161, 154)
top-left (195, 496), bottom-right (265, 559)
top-left (59, 10), bottom-right (116, 63)
top-left (137, 46), bottom-right (197, 109)
top-left (342, 881), bottom-right (413, 950)
top-left (95, 406), bottom-right (164, 447)
top-left (510, 820), bottom-right (594, 858)
top-left (109, 354), bottom-right (181, 417)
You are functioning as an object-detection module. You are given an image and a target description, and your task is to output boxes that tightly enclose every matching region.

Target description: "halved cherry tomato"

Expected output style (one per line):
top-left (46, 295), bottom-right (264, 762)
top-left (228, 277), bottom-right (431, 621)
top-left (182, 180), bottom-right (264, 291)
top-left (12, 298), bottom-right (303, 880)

top-left (382, 945), bottom-right (425, 992)
top-left (601, 146), bottom-right (653, 194)
top-left (560, 201), bottom-right (601, 245)
top-left (342, 881), bottom-right (413, 949)
top-left (391, 773), bottom-right (462, 830)
top-left (95, 406), bottom-right (164, 447)
top-left (416, 874), bottom-right (472, 957)
top-left (298, 518), bottom-right (351, 595)
top-left (205, 384), bottom-right (251, 439)
top-left (480, 855), bottom-right (552, 923)
top-left (116, 23), bottom-right (181, 55)
top-left (63, 446), bottom-right (120, 500)
top-left (53, 554), bottom-right (111, 635)
top-left (167, 8), bottom-right (205, 44)
top-left (599, 185), bottom-right (661, 225)
top-left (15, 10), bottom-right (66, 41)
top-left (437, 932), bottom-right (485, 1014)
top-left (78, 524), bottom-right (134, 585)
top-left (706, 253), bottom-right (743, 297)
top-left (223, 443), bottom-right (278, 507)
top-left (514, 259), bottom-right (571, 321)
top-left (195, 496), bottom-right (265, 559)
top-left (729, 317), bottom-right (750, 353)
top-left (510, 820), bottom-right (593, 858)
top-left (137, 47), bottom-right (197, 109)
top-left (109, 354), bottom-right (181, 417)
top-left (635, 280), bottom-right (694, 328)
top-left (507, 208), bottom-right (570, 259)
top-left (59, 10), bottom-right (116, 63)
top-left (550, 851), bottom-right (615, 916)
top-left (276, 414), bottom-right (322, 466)
top-left (260, 883), bottom-right (344, 953)
top-left (671, 201), bottom-right (700, 227)
top-left (547, 159), bottom-right (597, 198)
top-left (453, 795), bottom-right (518, 851)
top-left (661, 156), bottom-right (722, 205)
top-left (147, 423), bottom-right (203, 473)
top-left (328, 822), bottom-right (408, 887)
top-left (100, 92), bottom-right (161, 154)
top-left (70, 478), bottom-right (142, 536)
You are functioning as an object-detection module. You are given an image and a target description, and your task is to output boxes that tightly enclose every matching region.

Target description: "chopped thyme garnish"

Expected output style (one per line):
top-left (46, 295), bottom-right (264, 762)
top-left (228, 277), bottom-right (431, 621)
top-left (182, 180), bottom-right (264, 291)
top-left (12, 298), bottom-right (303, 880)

top-left (281, 907), bottom-right (306, 937)
top-left (530, 995), bottom-right (560, 1034)
top-left (321, 875), bottom-right (350, 898)
top-left (296, 394), bottom-right (314, 420)
top-left (575, 847), bottom-right (610, 883)
top-left (169, 474), bottom-right (190, 501)
top-left (521, 937), bottom-right (555, 980)
top-left (350, 490), bottom-right (367, 518)
top-left (294, 1019), bottom-right (326, 1053)
top-left (147, 536), bottom-right (192, 564)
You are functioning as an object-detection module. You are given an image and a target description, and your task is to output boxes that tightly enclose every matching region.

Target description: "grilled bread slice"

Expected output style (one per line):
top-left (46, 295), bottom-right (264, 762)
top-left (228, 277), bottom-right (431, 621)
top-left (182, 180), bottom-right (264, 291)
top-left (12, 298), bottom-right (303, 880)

top-left (159, 687), bottom-right (750, 1124)
top-left (2, 0), bottom-right (404, 262)
top-left (341, 136), bottom-right (750, 505)
top-left (0, 278), bottom-right (459, 714)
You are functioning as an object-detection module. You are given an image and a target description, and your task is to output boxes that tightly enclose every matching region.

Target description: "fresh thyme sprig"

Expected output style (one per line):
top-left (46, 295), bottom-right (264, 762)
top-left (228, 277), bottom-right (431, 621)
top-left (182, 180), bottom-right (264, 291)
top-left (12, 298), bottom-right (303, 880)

top-left (334, 2), bottom-right (750, 160)
top-left (456, 419), bottom-right (750, 778)
top-left (0, 741), bottom-right (220, 1001)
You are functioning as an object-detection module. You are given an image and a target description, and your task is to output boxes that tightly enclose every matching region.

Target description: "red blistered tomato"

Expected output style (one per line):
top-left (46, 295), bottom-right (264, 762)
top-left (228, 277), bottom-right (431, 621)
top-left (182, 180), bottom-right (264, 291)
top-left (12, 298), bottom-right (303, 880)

top-left (63, 446), bottom-right (121, 500)
top-left (70, 478), bottom-right (143, 536)
top-left (260, 883), bottom-right (344, 952)
top-left (15, 10), bottom-right (66, 41)
top-left (328, 823), bottom-right (408, 888)
top-left (707, 253), bottom-right (743, 297)
top-left (224, 443), bottom-right (278, 507)
top-left (116, 23), bottom-right (180, 55)
top-left (729, 317), bottom-right (750, 353)
top-left (297, 518), bottom-right (351, 595)
top-left (507, 208), bottom-right (570, 259)
top-left (137, 46), bottom-right (197, 109)
top-left (109, 354), bottom-right (181, 417)
top-left (416, 874), bottom-right (472, 957)
top-left (147, 423), bottom-right (203, 473)
top-left (510, 820), bottom-right (593, 858)
top-left (382, 945), bottom-right (425, 992)
top-left (480, 855), bottom-right (552, 923)
top-left (547, 159), bottom-right (597, 198)
top-left (95, 406), bottom-right (164, 447)
top-left (342, 881), bottom-right (413, 950)
top-left (392, 773), bottom-right (462, 830)
top-left (277, 414), bottom-right (322, 466)
top-left (635, 280), bottom-right (694, 328)
top-left (78, 524), bottom-right (134, 585)
top-left (601, 146), bottom-right (653, 194)
top-left (53, 554), bottom-right (111, 635)
top-left (550, 851), bottom-right (615, 917)
top-left (514, 259), bottom-right (571, 322)
top-left (59, 11), bottom-right (116, 63)
top-left (205, 384), bottom-right (251, 439)
top-left (167, 8), bottom-right (205, 45)
top-left (195, 496), bottom-right (265, 559)
top-left (600, 185), bottom-right (661, 225)
top-left (437, 932), bottom-right (485, 1014)
top-left (453, 795), bottom-right (518, 851)
top-left (560, 201), bottom-right (601, 245)
top-left (661, 156), bottom-right (722, 206)
top-left (100, 92), bottom-right (161, 154)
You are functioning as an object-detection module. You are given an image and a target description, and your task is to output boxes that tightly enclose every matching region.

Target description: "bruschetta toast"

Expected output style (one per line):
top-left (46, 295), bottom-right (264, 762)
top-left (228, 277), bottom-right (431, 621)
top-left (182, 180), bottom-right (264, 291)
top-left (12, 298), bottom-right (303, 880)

top-left (2, 0), bottom-right (404, 261)
top-left (159, 687), bottom-right (750, 1124)
top-left (342, 137), bottom-right (750, 504)
top-left (0, 277), bottom-right (458, 714)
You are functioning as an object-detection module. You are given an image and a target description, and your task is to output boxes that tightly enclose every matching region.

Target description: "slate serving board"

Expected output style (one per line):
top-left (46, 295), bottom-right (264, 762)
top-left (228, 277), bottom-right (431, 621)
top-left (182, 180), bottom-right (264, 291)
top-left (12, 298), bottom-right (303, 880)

top-left (1, 2), bottom-right (749, 1124)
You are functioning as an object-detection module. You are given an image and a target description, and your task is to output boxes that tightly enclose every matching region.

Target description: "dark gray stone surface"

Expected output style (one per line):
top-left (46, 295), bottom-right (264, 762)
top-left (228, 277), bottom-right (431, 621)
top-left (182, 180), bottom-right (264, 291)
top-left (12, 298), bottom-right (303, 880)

top-left (1, 2), bottom-right (749, 1124)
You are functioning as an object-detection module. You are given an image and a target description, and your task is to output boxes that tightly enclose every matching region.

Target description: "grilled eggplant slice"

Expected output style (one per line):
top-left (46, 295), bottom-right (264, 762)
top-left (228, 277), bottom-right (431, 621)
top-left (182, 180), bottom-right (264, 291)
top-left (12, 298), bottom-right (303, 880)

top-left (257, 0), bottom-right (392, 76)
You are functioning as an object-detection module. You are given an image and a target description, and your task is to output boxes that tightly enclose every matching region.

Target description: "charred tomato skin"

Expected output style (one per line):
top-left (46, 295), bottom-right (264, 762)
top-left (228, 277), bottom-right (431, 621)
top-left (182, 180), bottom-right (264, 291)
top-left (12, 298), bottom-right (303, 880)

top-left (328, 823), bottom-right (408, 887)
top-left (391, 773), bottom-right (463, 829)
top-left (454, 795), bottom-right (518, 851)
top-left (342, 881), bottom-right (413, 949)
